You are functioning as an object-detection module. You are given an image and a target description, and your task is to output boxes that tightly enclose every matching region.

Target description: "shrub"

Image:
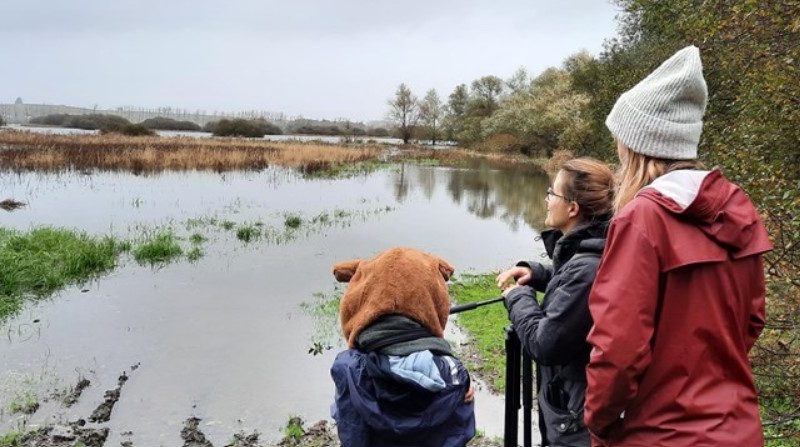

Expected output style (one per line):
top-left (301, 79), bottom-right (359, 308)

top-left (207, 119), bottom-right (282, 138)
top-left (474, 133), bottom-right (527, 153)
top-left (31, 113), bottom-right (132, 131)
top-left (100, 124), bottom-right (155, 137)
top-left (293, 125), bottom-right (343, 136)
top-left (30, 113), bottom-right (72, 126)
top-left (140, 117), bottom-right (201, 131)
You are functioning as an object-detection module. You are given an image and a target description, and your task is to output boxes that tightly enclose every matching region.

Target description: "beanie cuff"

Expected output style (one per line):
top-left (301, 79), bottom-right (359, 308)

top-left (606, 96), bottom-right (702, 160)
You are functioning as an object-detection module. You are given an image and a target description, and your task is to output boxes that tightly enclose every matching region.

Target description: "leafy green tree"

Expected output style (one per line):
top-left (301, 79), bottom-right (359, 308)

top-left (483, 66), bottom-right (590, 156)
top-left (419, 89), bottom-right (444, 145)
top-left (443, 84), bottom-right (469, 141)
top-left (388, 83), bottom-right (419, 145)
top-left (505, 67), bottom-right (530, 95)
top-left (469, 75), bottom-right (504, 116)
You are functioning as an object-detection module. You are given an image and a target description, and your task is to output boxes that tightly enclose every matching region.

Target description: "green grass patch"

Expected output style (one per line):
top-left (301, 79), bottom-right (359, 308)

top-left (302, 160), bottom-right (391, 180)
top-left (283, 416), bottom-right (305, 440)
top-left (300, 288), bottom-right (344, 355)
top-left (7, 390), bottom-right (39, 415)
top-left (187, 246), bottom-right (204, 262)
top-left (236, 225), bottom-right (261, 242)
top-left (284, 214), bottom-right (303, 229)
top-left (0, 227), bottom-right (123, 321)
top-left (0, 431), bottom-right (24, 447)
top-left (189, 233), bottom-right (207, 244)
top-left (449, 273), bottom-right (511, 392)
top-left (132, 231), bottom-right (183, 265)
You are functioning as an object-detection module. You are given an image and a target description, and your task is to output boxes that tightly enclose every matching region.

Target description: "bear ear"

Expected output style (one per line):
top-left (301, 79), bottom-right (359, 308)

top-left (438, 258), bottom-right (454, 281)
top-left (333, 259), bottom-right (361, 282)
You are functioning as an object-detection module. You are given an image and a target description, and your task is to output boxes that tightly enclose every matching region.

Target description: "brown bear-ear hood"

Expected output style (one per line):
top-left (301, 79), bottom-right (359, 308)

top-left (332, 259), bottom-right (361, 282)
top-left (334, 247), bottom-right (454, 348)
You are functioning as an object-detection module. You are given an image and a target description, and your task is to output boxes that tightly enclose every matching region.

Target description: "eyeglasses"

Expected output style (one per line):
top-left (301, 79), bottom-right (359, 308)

top-left (546, 187), bottom-right (571, 202)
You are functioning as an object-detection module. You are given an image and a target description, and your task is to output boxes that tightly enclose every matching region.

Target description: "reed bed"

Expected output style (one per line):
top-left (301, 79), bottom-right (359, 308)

top-left (0, 130), bottom-right (382, 173)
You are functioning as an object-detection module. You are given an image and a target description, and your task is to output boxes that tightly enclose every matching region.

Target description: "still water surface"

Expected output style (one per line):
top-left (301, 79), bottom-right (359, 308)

top-left (0, 161), bottom-right (548, 445)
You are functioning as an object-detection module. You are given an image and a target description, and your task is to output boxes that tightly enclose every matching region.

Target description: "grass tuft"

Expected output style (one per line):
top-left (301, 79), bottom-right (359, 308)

top-left (187, 246), bottom-right (204, 262)
top-left (236, 225), bottom-right (261, 242)
top-left (132, 231), bottom-right (183, 265)
top-left (284, 215), bottom-right (303, 229)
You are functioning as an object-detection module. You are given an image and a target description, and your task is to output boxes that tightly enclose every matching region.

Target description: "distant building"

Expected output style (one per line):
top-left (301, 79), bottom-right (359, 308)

top-left (14, 97), bottom-right (23, 105)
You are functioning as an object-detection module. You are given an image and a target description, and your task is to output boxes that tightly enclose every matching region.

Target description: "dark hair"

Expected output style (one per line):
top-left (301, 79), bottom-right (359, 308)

top-left (560, 157), bottom-right (615, 221)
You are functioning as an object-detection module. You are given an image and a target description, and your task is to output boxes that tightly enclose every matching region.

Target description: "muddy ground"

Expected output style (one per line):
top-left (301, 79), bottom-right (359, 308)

top-left (3, 365), bottom-right (501, 447)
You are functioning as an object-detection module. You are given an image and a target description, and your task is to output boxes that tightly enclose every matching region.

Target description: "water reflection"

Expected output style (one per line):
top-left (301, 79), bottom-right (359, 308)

top-left (392, 160), bottom-right (550, 231)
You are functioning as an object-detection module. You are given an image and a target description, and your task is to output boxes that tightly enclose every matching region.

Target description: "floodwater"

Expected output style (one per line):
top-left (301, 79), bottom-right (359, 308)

top-left (0, 160), bottom-right (548, 445)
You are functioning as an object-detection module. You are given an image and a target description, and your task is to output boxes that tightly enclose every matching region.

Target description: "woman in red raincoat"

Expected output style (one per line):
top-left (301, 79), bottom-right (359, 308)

top-left (584, 45), bottom-right (773, 446)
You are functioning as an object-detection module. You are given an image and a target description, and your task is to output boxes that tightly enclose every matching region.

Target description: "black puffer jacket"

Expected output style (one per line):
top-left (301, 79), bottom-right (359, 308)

top-left (505, 219), bottom-right (608, 447)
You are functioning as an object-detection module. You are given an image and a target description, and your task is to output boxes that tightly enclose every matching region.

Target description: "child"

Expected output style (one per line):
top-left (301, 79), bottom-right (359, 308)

top-left (329, 247), bottom-right (475, 447)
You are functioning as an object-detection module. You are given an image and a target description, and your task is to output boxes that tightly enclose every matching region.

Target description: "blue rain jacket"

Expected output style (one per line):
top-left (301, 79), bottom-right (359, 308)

top-left (331, 349), bottom-right (475, 447)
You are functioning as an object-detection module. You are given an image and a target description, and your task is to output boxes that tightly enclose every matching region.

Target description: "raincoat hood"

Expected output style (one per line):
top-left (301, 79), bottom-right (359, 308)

top-left (636, 169), bottom-right (772, 269)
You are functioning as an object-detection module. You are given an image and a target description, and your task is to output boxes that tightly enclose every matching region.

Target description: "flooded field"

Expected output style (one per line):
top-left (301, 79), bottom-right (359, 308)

top-left (0, 160), bottom-right (548, 445)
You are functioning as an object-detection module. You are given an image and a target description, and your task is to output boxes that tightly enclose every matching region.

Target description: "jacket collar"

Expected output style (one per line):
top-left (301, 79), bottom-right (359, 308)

top-left (540, 218), bottom-right (609, 272)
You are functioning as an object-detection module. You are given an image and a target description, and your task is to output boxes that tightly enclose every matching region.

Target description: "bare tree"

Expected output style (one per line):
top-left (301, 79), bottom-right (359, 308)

top-left (419, 89), bottom-right (444, 146)
top-left (388, 83), bottom-right (419, 145)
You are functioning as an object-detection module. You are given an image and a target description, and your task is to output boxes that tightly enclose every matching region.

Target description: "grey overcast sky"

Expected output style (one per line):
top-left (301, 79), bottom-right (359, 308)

top-left (1, 0), bottom-right (621, 122)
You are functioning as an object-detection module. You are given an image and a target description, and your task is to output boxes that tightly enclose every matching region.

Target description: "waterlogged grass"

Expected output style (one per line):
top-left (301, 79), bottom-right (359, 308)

top-left (189, 233), bottom-right (207, 244)
top-left (302, 159), bottom-right (393, 179)
top-left (7, 390), bottom-right (38, 415)
top-left (236, 225), bottom-right (261, 242)
top-left (284, 214), bottom-right (303, 229)
top-left (0, 227), bottom-right (124, 321)
top-left (0, 431), bottom-right (23, 447)
top-left (132, 231), bottom-right (183, 265)
top-left (300, 287), bottom-right (344, 355)
top-left (449, 273), bottom-right (511, 392)
top-left (187, 246), bottom-right (204, 262)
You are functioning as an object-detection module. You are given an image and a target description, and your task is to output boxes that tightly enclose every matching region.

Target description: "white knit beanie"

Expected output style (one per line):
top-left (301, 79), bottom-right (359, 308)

top-left (605, 45), bottom-right (708, 160)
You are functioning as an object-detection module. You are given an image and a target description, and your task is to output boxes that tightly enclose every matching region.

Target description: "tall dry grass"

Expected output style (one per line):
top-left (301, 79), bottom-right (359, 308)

top-left (0, 131), bottom-right (381, 173)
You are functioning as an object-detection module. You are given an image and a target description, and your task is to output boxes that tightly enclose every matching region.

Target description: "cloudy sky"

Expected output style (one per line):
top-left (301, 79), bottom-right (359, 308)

top-left (1, 0), bottom-right (621, 122)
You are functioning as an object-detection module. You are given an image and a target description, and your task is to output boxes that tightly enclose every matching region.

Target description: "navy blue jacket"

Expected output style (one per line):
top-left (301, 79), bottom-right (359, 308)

top-left (330, 349), bottom-right (475, 447)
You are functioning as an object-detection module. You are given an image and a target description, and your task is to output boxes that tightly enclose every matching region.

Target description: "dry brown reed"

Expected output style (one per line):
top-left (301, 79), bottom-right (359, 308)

top-left (0, 131), bottom-right (382, 173)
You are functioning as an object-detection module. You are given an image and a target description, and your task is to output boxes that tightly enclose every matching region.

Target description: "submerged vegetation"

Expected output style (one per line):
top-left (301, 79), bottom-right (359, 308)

top-left (301, 288), bottom-right (344, 355)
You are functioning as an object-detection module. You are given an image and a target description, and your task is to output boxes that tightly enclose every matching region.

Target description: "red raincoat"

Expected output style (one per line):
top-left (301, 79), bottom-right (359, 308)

top-left (585, 169), bottom-right (772, 446)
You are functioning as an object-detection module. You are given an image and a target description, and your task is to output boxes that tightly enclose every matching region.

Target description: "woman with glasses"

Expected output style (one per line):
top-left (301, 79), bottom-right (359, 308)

top-left (496, 158), bottom-right (614, 447)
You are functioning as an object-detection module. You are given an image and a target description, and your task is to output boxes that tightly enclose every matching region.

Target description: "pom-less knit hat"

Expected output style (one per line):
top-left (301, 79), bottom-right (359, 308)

top-left (606, 45), bottom-right (708, 160)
